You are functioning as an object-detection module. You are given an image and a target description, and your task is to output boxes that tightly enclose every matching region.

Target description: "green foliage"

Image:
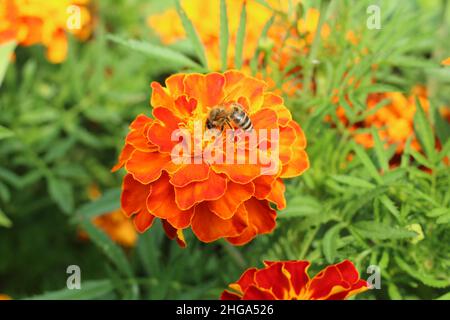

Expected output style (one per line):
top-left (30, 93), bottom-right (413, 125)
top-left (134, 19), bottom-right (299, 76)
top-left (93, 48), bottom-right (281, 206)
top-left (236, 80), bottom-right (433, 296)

top-left (0, 0), bottom-right (449, 301)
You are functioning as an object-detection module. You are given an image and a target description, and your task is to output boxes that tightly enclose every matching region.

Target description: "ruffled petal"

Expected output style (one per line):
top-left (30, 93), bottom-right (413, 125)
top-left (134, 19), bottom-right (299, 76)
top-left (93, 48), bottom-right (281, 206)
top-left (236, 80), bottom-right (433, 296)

top-left (162, 220), bottom-right (187, 247)
top-left (242, 286), bottom-right (277, 300)
top-left (174, 171), bottom-right (227, 210)
top-left (170, 162), bottom-right (210, 187)
top-left (125, 150), bottom-right (170, 184)
top-left (266, 178), bottom-right (286, 210)
top-left (191, 203), bottom-right (248, 242)
top-left (207, 182), bottom-right (254, 220)
top-left (183, 73), bottom-right (226, 111)
top-left (121, 174), bottom-right (152, 217)
top-left (254, 262), bottom-right (291, 299)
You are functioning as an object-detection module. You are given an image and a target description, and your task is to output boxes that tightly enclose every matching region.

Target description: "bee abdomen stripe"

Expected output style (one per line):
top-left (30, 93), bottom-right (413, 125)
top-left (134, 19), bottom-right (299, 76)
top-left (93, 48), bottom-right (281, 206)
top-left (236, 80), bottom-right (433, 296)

top-left (242, 117), bottom-right (253, 131)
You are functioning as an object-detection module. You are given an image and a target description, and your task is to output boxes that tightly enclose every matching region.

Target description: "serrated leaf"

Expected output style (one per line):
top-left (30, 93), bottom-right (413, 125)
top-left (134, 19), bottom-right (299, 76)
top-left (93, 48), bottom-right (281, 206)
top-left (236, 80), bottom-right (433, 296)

top-left (371, 128), bottom-right (389, 172)
top-left (175, 0), bottom-right (208, 68)
top-left (414, 97), bottom-right (435, 162)
top-left (322, 224), bottom-right (344, 263)
top-left (352, 221), bottom-right (417, 240)
top-left (26, 279), bottom-right (114, 300)
top-left (426, 207), bottom-right (450, 218)
top-left (353, 143), bottom-right (382, 183)
top-left (219, 0), bottom-right (229, 72)
top-left (79, 220), bottom-right (133, 278)
top-left (234, 1), bottom-right (247, 69)
top-left (332, 174), bottom-right (375, 189)
top-left (395, 256), bottom-right (450, 288)
top-left (379, 195), bottom-right (400, 220)
top-left (0, 40), bottom-right (16, 87)
top-left (107, 35), bottom-right (202, 70)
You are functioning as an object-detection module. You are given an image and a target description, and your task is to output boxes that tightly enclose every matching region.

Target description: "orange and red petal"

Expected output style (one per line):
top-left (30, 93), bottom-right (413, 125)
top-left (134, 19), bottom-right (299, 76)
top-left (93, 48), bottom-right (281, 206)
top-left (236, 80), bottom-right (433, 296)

top-left (207, 182), bottom-right (254, 220)
top-left (170, 162), bottom-right (210, 187)
top-left (174, 171), bottom-right (227, 210)
top-left (121, 174), bottom-right (152, 217)
top-left (112, 143), bottom-right (134, 172)
top-left (242, 286), bottom-right (278, 300)
top-left (281, 261), bottom-right (311, 296)
top-left (280, 149), bottom-right (309, 178)
top-left (183, 73), bottom-right (226, 110)
top-left (307, 260), bottom-right (367, 300)
top-left (125, 150), bottom-right (170, 184)
top-left (133, 210), bottom-right (155, 233)
top-left (266, 178), bottom-right (286, 210)
top-left (254, 262), bottom-right (291, 299)
top-left (191, 203), bottom-right (248, 243)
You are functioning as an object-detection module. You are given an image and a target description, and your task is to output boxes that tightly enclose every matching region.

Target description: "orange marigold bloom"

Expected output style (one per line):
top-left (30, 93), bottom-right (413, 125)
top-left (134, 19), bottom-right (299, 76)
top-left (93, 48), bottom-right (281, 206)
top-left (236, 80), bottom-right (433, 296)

top-left (0, 294), bottom-right (12, 300)
top-left (441, 57), bottom-right (450, 66)
top-left (113, 71), bottom-right (309, 246)
top-left (148, 1), bottom-right (326, 75)
top-left (337, 86), bottom-right (432, 154)
top-left (221, 260), bottom-right (368, 300)
top-left (0, 0), bottom-right (92, 63)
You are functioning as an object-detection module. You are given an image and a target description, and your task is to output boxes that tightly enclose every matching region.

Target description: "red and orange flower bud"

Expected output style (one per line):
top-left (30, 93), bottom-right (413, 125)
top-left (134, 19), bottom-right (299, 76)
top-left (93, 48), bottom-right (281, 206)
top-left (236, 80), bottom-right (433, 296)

top-left (221, 260), bottom-right (368, 300)
top-left (113, 71), bottom-right (309, 246)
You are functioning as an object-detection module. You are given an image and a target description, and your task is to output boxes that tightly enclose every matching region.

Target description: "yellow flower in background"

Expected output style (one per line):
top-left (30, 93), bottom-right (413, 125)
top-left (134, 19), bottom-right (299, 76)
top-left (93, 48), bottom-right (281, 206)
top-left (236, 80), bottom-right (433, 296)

top-left (148, 0), bottom-right (328, 74)
top-left (78, 185), bottom-right (138, 248)
top-left (0, 294), bottom-right (12, 300)
top-left (0, 0), bottom-right (92, 63)
top-left (442, 57), bottom-right (450, 66)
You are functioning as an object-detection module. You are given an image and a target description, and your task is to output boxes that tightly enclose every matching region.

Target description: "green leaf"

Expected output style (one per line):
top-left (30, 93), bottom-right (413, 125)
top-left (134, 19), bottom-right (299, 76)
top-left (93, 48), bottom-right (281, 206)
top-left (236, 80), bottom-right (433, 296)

top-left (0, 208), bottom-right (12, 228)
top-left (353, 143), bottom-right (382, 183)
top-left (26, 279), bottom-right (114, 300)
top-left (0, 40), bottom-right (16, 87)
top-left (322, 224), bottom-right (344, 263)
top-left (332, 174), bottom-right (375, 189)
top-left (175, 0), bottom-right (208, 68)
top-left (413, 97), bottom-right (435, 162)
top-left (219, 0), bottom-right (229, 72)
top-left (0, 125), bottom-right (14, 141)
top-left (426, 207), bottom-right (450, 218)
top-left (379, 195), bottom-right (400, 221)
top-left (395, 256), bottom-right (450, 288)
top-left (47, 178), bottom-right (74, 214)
top-left (73, 188), bottom-right (121, 222)
top-left (371, 128), bottom-right (389, 172)
top-left (234, 1), bottom-right (247, 69)
top-left (352, 221), bottom-right (417, 240)
top-left (107, 35), bottom-right (202, 70)
top-left (79, 220), bottom-right (134, 278)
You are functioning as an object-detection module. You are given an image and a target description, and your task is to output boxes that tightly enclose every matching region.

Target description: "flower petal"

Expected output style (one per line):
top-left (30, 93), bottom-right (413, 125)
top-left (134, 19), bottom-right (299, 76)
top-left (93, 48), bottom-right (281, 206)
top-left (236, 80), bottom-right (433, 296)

top-left (162, 220), bottom-right (187, 247)
top-left (175, 171), bottom-right (227, 210)
top-left (133, 210), bottom-right (155, 233)
top-left (207, 182), bottom-right (254, 220)
top-left (184, 73), bottom-right (225, 110)
top-left (121, 174), bottom-right (152, 217)
top-left (191, 203), bottom-right (248, 242)
top-left (112, 144), bottom-right (134, 172)
top-left (266, 178), bottom-right (286, 210)
top-left (254, 262), bottom-right (291, 299)
top-left (242, 286), bottom-right (277, 300)
top-left (170, 162), bottom-right (210, 187)
top-left (125, 150), bottom-right (170, 184)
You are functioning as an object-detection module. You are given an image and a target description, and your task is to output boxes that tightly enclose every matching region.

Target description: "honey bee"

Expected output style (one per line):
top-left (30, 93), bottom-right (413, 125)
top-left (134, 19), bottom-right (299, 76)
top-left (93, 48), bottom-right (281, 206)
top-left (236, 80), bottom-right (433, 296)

top-left (205, 103), bottom-right (253, 133)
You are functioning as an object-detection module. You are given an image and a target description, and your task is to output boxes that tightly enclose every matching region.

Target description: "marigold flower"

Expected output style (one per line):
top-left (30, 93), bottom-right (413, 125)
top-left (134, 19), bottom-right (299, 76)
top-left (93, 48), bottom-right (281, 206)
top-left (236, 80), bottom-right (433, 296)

top-left (113, 71), bottom-right (309, 246)
top-left (148, 0), bottom-right (327, 92)
top-left (78, 185), bottom-right (137, 248)
top-left (0, 0), bottom-right (92, 63)
top-left (442, 57), bottom-right (450, 66)
top-left (221, 260), bottom-right (368, 300)
top-left (337, 86), bottom-right (432, 154)
top-left (0, 294), bottom-right (12, 300)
